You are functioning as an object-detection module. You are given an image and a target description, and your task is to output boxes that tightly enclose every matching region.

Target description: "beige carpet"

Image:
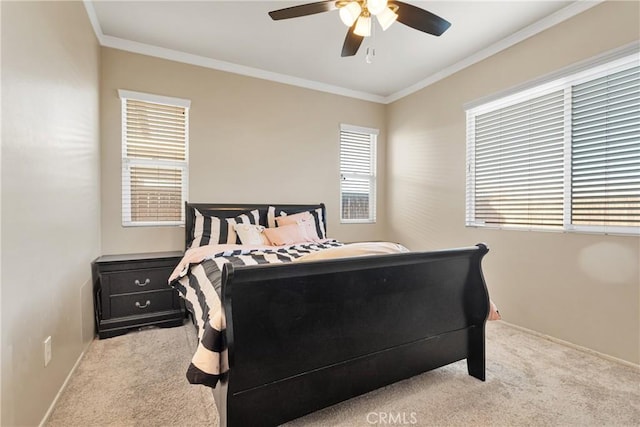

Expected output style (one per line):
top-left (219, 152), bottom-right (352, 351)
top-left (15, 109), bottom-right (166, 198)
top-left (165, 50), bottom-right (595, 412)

top-left (46, 323), bottom-right (217, 427)
top-left (46, 321), bottom-right (639, 427)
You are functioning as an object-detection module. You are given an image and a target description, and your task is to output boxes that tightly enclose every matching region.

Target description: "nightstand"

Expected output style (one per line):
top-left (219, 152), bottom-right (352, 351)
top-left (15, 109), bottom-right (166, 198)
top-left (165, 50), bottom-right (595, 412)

top-left (92, 251), bottom-right (185, 339)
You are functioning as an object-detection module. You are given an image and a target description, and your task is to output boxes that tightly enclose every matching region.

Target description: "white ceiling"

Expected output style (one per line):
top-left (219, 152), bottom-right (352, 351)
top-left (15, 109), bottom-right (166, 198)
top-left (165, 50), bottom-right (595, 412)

top-left (86, 1), bottom-right (598, 103)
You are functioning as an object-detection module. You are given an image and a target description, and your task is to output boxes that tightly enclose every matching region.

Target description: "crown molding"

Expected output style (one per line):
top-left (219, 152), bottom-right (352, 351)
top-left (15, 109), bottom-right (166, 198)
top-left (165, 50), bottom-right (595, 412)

top-left (383, 0), bottom-right (604, 103)
top-left (100, 35), bottom-right (387, 104)
top-left (83, 0), bottom-right (105, 44)
top-left (82, 0), bottom-right (384, 103)
top-left (83, 0), bottom-right (603, 106)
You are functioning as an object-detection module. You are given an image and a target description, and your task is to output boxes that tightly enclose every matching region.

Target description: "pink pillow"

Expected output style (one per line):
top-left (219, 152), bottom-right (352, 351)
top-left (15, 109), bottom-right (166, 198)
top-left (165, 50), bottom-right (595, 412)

top-left (275, 212), bottom-right (322, 241)
top-left (275, 211), bottom-right (313, 226)
top-left (263, 223), bottom-right (311, 246)
top-left (489, 300), bottom-right (501, 321)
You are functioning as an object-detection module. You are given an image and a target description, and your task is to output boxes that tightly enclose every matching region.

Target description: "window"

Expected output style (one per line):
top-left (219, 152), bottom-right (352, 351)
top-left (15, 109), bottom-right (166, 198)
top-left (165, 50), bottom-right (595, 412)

top-left (340, 124), bottom-right (378, 223)
top-left (466, 49), bottom-right (639, 235)
top-left (119, 90), bottom-right (190, 226)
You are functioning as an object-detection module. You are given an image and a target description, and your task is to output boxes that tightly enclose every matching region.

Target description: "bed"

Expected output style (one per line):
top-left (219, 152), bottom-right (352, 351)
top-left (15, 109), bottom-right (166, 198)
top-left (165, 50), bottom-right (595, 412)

top-left (170, 202), bottom-right (491, 427)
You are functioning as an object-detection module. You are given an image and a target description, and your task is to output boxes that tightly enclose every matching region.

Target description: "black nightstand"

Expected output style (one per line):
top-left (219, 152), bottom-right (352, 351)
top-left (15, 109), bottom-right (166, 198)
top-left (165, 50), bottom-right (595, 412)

top-left (92, 251), bottom-right (185, 339)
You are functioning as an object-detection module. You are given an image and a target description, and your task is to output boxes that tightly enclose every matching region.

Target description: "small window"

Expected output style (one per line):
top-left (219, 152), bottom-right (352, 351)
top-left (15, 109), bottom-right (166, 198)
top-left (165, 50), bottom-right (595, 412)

top-left (466, 50), bottom-right (639, 235)
top-left (119, 90), bottom-right (190, 226)
top-left (340, 124), bottom-right (378, 223)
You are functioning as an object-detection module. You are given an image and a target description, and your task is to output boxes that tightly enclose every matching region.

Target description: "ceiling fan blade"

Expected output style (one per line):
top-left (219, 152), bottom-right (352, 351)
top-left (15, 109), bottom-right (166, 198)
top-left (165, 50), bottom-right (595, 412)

top-left (341, 26), bottom-right (364, 57)
top-left (269, 1), bottom-right (337, 20)
top-left (392, 1), bottom-right (451, 36)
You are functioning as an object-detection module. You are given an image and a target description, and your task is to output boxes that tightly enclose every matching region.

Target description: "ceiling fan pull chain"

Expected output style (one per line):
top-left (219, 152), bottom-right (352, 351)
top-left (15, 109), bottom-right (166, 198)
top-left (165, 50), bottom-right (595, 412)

top-left (366, 21), bottom-right (376, 63)
top-left (366, 47), bottom-right (376, 64)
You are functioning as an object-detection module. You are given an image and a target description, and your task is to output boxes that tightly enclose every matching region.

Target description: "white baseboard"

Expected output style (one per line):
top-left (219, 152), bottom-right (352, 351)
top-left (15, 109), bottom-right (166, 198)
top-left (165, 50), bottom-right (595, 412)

top-left (38, 340), bottom-right (93, 427)
top-left (498, 320), bottom-right (640, 370)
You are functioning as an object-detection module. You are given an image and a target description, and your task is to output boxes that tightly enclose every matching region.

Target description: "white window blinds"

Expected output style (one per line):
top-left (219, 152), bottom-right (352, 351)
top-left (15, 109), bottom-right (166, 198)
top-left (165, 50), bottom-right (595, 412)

top-left (119, 90), bottom-right (190, 226)
top-left (340, 124), bottom-right (378, 223)
top-left (471, 90), bottom-right (565, 228)
top-left (571, 66), bottom-right (640, 228)
top-left (466, 49), bottom-right (639, 235)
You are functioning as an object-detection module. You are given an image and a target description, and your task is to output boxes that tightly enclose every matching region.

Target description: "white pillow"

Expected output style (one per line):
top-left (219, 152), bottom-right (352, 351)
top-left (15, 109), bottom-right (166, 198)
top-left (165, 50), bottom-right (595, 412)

top-left (234, 223), bottom-right (270, 246)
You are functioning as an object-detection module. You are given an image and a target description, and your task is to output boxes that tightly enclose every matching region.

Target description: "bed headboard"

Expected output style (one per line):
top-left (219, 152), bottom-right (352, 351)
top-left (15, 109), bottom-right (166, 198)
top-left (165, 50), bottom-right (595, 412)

top-left (184, 202), bottom-right (327, 250)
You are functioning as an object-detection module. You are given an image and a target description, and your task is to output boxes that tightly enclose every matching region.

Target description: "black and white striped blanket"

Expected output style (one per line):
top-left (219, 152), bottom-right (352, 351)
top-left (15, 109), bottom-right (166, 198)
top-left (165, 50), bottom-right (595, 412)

top-left (170, 240), bottom-right (344, 388)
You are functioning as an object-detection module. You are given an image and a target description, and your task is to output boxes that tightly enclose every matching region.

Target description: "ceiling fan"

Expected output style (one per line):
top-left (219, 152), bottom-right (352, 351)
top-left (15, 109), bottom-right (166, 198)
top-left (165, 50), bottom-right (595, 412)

top-left (268, 0), bottom-right (451, 57)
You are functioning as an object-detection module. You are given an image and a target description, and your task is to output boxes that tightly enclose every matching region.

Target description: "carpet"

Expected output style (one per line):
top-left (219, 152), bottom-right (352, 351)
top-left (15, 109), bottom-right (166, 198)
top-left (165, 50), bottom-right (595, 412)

top-left (45, 321), bottom-right (639, 426)
top-left (46, 323), bottom-right (217, 427)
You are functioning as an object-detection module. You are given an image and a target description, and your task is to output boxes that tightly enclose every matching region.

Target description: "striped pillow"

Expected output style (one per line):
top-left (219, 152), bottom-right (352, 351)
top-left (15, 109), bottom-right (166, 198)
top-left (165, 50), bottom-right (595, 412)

top-left (191, 209), bottom-right (261, 248)
top-left (267, 206), bottom-right (326, 239)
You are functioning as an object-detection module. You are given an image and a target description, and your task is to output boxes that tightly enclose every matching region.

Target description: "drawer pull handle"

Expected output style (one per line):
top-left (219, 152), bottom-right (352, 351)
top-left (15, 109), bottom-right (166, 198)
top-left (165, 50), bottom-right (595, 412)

top-left (135, 278), bottom-right (151, 287)
top-left (135, 300), bottom-right (151, 309)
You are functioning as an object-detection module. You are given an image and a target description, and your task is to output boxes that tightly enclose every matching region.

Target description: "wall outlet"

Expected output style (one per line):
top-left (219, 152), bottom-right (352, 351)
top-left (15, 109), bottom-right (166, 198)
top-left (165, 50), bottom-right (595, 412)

top-left (44, 336), bottom-right (52, 367)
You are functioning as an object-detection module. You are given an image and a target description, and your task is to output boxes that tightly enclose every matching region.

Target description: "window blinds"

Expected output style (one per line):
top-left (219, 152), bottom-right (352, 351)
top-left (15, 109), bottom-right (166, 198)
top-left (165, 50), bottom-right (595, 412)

top-left (466, 50), bottom-right (639, 235)
top-left (571, 65), bottom-right (640, 228)
top-left (127, 165), bottom-right (184, 222)
top-left (124, 100), bottom-right (187, 161)
top-left (121, 93), bottom-right (189, 226)
top-left (471, 90), bottom-right (565, 227)
top-left (340, 126), bottom-right (377, 222)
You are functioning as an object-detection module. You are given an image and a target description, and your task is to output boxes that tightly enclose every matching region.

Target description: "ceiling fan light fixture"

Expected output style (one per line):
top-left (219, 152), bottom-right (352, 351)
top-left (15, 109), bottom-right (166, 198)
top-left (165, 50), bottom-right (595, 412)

top-left (267, 0), bottom-right (451, 57)
top-left (353, 14), bottom-right (371, 37)
top-left (367, 0), bottom-right (387, 16)
top-left (376, 6), bottom-right (397, 31)
top-left (339, 1), bottom-right (362, 27)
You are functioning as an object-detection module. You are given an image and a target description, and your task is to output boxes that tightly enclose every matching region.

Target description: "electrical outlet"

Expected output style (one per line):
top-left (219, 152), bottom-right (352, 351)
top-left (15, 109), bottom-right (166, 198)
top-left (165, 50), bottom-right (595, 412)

top-left (44, 336), bottom-right (52, 367)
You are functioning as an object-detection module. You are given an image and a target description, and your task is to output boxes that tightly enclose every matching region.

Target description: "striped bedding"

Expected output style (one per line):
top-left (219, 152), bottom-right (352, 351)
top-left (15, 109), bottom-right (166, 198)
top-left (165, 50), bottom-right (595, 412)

top-left (169, 240), bottom-right (345, 387)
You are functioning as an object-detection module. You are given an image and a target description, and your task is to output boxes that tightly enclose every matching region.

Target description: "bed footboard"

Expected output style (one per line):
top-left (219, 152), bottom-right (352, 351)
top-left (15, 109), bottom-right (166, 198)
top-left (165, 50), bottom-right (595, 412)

top-left (217, 244), bottom-right (489, 426)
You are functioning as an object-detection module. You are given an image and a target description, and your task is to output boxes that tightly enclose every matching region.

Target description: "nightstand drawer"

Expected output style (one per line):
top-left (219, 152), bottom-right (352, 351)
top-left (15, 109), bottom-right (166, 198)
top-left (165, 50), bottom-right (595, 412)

top-left (110, 290), bottom-right (176, 318)
top-left (107, 267), bottom-right (174, 295)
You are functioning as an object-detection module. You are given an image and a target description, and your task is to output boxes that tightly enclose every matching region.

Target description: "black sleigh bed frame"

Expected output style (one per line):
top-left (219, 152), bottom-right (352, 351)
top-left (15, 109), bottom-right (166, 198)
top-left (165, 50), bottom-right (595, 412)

top-left (184, 203), bottom-right (490, 427)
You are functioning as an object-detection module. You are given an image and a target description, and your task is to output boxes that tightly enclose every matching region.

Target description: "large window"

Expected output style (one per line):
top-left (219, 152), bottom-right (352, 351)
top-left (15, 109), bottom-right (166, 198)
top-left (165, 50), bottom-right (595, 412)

top-left (466, 49), bottom-right (639, 235)
top-left (340, 124), bottom-right (378, 223)
top-left (119, 90), bottom-right (190, 226)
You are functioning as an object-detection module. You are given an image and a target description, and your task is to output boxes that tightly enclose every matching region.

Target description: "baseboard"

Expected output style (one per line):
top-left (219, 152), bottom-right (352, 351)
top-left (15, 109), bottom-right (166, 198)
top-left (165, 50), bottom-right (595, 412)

top-left (38, 339), bottom-right (93, 427)
top-left (498, 321), bottom-right (640, 370)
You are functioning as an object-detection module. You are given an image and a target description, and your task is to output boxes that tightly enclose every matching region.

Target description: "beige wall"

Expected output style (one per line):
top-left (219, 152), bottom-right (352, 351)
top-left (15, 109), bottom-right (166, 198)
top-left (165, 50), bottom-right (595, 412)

top-left (386, 0), bottom-right (640, 364)
top-left (100, 48), bottom-right (387, 254)
top-left (1, 1), bottom-right (101, 425)
top-left (1, 5), bottom-right (637, 427)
